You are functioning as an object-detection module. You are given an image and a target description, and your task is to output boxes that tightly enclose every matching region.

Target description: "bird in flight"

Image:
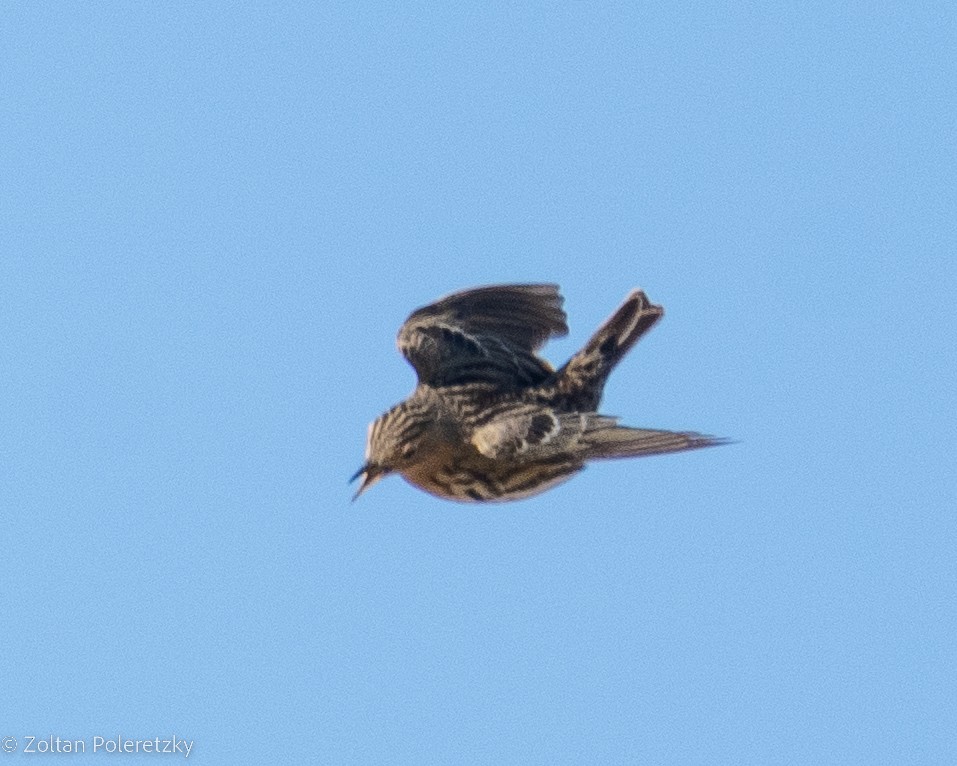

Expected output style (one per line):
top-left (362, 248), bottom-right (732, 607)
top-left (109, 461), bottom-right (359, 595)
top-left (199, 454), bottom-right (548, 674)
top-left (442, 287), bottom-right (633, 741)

top-left (352, 284), bottom-right (725, 502)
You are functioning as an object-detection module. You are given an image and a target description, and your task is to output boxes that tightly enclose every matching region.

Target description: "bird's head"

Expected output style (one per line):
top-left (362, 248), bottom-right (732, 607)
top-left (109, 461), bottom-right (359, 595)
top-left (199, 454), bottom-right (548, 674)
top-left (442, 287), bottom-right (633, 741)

top-left (351, 401), bottom-right (435, 500)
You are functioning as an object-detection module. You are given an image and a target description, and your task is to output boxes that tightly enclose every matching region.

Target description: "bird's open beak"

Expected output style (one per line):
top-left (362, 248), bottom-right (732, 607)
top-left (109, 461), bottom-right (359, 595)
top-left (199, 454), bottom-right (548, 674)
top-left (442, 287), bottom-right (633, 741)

top-left (349, 463), bottom-right (385, 501)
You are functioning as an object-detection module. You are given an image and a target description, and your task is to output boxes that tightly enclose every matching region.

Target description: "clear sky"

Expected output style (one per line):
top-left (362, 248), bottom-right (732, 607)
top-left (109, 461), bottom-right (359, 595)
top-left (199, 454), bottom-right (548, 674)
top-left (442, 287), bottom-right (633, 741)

top-left (2, 3), bottom-right (954, 764)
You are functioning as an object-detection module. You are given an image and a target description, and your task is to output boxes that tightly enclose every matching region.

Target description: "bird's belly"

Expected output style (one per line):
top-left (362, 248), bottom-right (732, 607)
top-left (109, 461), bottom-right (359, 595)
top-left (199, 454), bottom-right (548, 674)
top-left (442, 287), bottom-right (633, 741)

top-left (401, 451), bottom-right (581, 503)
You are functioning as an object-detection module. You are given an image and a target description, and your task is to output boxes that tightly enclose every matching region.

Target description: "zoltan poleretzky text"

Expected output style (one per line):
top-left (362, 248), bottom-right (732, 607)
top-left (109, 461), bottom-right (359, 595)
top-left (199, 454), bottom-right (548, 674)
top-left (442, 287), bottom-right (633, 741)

top-left (14, 734), bottom-right (193, 758)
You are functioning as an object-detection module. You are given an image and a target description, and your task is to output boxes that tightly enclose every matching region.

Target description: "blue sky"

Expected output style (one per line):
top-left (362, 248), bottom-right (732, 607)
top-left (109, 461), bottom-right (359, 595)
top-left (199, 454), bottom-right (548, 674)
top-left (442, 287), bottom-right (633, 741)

top-left (2, 3), bottom-right (954, 764)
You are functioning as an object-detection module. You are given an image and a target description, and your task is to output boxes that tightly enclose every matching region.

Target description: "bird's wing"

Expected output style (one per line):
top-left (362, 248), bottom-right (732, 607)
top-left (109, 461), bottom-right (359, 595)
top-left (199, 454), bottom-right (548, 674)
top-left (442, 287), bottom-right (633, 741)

top-left (471, 408), bottom-right (602, 460)
top-left (397, 284), bottom-right (569, 388)
top-left (472, 408), bottom-right (725, 461)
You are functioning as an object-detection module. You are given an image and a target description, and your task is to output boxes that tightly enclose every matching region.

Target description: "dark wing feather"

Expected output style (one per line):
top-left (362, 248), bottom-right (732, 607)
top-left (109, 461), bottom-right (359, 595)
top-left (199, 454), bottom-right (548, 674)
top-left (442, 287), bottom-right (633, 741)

top-left (397, 284), bottom-right (569, 388)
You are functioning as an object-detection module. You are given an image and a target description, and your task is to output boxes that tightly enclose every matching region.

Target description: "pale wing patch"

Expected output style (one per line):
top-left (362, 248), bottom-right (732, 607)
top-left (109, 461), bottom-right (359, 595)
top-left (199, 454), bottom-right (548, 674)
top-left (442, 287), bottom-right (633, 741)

top-left (471, 419), bottom-right (511, 459)
top-left (471, 409), bottom-right (561, 459)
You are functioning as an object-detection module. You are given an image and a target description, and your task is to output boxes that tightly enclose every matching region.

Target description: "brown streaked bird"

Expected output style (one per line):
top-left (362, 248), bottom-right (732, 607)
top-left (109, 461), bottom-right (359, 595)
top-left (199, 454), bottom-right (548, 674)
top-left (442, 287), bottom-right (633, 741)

top-left (351, 284), bottom-right (726, 502)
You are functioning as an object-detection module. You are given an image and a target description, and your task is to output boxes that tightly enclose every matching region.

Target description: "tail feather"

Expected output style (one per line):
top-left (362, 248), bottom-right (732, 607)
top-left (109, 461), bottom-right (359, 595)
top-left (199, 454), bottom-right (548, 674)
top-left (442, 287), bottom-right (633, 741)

top-left (583, 421), bottom-right (728, 460)
top-left (557, 290), bottom-right (663, 409)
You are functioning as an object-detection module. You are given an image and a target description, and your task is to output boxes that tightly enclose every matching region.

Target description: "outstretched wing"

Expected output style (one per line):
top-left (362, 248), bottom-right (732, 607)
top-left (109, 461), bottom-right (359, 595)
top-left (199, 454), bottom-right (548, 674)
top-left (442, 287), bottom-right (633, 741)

top-left (471, 406), bottom-right (726, 461)
top-left (397, 284), bottom-right (569, 388)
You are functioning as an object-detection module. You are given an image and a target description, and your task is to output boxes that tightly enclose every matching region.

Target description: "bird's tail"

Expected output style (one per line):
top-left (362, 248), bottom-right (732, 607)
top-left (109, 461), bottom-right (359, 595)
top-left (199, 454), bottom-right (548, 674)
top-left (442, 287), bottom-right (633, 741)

top-left (555, 290), bottom-right (663, 410)
top-left (580, 417), bottom-right (728, 460)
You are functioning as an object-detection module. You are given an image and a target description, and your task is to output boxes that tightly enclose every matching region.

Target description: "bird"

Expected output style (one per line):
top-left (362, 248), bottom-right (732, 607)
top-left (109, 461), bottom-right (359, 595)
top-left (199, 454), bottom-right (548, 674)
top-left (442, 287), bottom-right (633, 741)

top-left (351, 283), bottom-right (725, 502)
